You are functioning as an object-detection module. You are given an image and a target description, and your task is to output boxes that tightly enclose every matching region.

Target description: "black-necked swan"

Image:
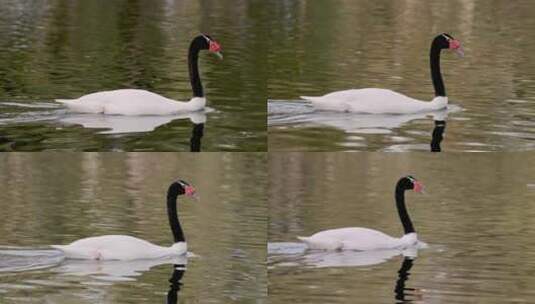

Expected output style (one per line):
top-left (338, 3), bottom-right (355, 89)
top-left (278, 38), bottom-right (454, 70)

top-left (55, 34), bottom-right (222, 115)
top-left (297, 176), bottom-right (424, 251)
top-left (51, 180), bottom-right (197, 260)
top-left (301, 33), bottom-right (464, 114)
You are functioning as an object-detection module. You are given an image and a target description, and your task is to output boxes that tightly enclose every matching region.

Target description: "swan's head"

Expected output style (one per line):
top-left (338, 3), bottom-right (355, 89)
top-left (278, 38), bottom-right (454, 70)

top-left (399, 176), bottom-right (425, 193)
top-left (169, 180), bottom-right (198, 200)
top-left (435, 33), bottom-right (464, 58)
top-left (198, 34), bottom-right (223, 60)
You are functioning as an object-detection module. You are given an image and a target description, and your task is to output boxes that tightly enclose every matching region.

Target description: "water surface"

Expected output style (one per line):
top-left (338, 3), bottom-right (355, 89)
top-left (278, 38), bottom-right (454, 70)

top-left (0, 0), bottom-right (267, 151)
top-left (268, 0), bottom-right (535, 151)
top-left (269, 153), bottom-right (535, 303)
top-left (0, 153), bottom-right (267, 303)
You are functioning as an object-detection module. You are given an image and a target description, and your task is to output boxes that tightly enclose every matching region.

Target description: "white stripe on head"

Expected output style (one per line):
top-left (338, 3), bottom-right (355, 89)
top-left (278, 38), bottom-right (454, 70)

top-left (177, 180), bottom-right (189, 187)
top-left (441, 33), bottom-right (452, 41)
top-left (201, 34), bottom-right (211, 43)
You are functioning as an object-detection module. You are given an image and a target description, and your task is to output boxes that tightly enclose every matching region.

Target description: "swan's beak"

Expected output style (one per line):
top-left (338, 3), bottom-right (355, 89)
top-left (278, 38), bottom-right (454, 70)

top-left (185, 186), bottom-right (200, 201)
top-left (449, 39), bottom-right (464, 58)
top-left (213, 51), bottom-right (223, 60)
top-left (413, 181), bottom-right (425, 194)
top-left (454, 46), bottom-right (464, 58)
top-left (209, 41), bottom-right (223, 60)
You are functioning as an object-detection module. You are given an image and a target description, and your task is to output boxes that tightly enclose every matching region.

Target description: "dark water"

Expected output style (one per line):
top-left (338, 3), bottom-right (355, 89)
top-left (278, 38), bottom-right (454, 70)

top-left (0, 153), bottom-right (267, 303)
top-left (269, 153), bottom-right (535, 303)
top-left (268, 0), bottom-right (535, 151)
top-left (0, 0), bottom-right (267, 151)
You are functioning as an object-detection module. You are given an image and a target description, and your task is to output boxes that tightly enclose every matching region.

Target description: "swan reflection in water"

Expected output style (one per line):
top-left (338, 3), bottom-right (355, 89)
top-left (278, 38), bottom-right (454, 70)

top-left (299, 249), bottom-right (425, 303)
top-left (269, 99), bottom-right (458, 150)
top-left (431, 120), bottom-right (446, 152)
top-left (167, 264), bottom-right (186, 304)
top-left (190, 122), bottom-right (204, 152)
top-left (0, 101), bottom-right (208, 151)
top-left (0, 247), bottom-right (188, 301)
top-left (268, 243), bottom-right (425, 302)
top-left (395, 257), bottom-right (424, 303)
top-left (59, 110), bottom-right (206, 134)
top-left (268, 242), bottom-right (425, 268)
top-left (61, 111), bottom-right (206, 151)
top-left (52, 255), bottom-right (188, 282)
top-left (0, 248), bottom-right (187, 280)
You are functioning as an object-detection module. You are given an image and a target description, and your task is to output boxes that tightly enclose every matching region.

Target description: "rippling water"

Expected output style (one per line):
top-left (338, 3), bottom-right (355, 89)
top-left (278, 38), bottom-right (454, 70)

top-left (0, 153), bottom-right (267, 303)
top-left (267, 0), bottom-right (535, 151)
top-left (0, 0), bottom-right (267, 151)
top-left (268, 153), bottom-right (535, 303)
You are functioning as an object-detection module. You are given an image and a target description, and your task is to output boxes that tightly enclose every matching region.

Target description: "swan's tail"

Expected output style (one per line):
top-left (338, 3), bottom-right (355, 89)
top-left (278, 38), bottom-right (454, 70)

top-left (297, 236), bottom-right (310, 243)
top-left (50, 245), bottom-right (67, 252)
top-left (55, 99), bottom-right (75, 104)
top-left (300, 96), bottom-right (322, 102)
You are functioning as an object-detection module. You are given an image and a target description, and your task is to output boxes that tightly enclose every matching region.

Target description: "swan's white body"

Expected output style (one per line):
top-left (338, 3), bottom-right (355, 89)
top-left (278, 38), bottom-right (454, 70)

top-left (56, 89), bottom-right (206, 116)
top-left (51, 235), bottom-right (187, 260)
top-left (301, 89), bottom-right (447, 114)
top-left (298, 228), bottom-right (418, 251)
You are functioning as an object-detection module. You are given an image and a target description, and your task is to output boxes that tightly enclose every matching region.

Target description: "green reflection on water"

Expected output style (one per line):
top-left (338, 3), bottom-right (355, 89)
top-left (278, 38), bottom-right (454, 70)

top-left (0, 0), bottom-right (267, 151)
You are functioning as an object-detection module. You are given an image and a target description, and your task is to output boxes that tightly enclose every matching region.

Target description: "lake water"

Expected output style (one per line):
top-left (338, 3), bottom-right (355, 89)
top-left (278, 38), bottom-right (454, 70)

top-left (268, 0), bottom-right (535, 151)
top-left (0, 153), bottom-right (267, 303)
top-left (0, 0), bottom-right (267, 151)
top-left (268, 153), bottom-right (535, 303)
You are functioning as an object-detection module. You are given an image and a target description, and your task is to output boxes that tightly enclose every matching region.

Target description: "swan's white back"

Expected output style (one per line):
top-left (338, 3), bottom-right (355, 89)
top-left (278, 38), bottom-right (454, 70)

top-left (302, 88), bottom-right (447, 114)
top-left (51, 235), bottom-right (187, 260)
top-left (56, 89), bottom-right (206, 115)
top-left (298, 227), bottom-right (418, 251)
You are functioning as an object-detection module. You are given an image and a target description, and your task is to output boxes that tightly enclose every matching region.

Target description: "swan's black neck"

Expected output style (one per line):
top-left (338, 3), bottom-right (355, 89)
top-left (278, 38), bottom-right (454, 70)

top-left (188, 38), bottom-right (205, 98)
top-left (395, 258), bottom-right (415, 302)
top-left (430, 39), bottom-right (446, 97)
top-left (167, 187), bottom-right (185, 243)
top-left (190, 123), bottom-right (204, 152)
top-left (395, 183), bottom-right (415, 234)
top-left (431, 120), bottom-right (446, 152)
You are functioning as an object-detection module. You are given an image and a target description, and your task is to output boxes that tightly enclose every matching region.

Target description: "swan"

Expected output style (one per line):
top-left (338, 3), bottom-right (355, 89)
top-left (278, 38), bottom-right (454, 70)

top-left (55, 34), bottom-right (223, 115)
top-left (301, 33), bottom-right (464, 114)
top-left (297, 176), bottom-right (425, 251)
top-left (51, 180), bottom-right (197, 260)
